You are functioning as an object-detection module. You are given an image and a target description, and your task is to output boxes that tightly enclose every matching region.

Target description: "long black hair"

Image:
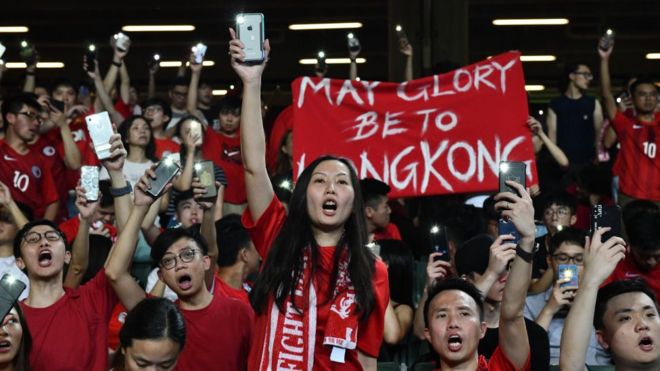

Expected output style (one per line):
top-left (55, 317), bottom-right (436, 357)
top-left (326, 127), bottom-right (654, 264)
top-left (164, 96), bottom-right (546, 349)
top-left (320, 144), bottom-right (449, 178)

top-left (251, 155), bottom-right (376, 320)
top-left (118, 115), bottom-right (157, 162)
top-left (9, 303), bottom-right (31, 371)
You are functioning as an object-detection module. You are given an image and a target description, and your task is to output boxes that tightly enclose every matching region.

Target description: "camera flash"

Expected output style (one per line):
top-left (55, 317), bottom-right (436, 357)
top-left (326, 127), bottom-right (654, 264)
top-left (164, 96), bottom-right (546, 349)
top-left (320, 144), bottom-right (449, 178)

top-left (606, 28), bottom-right (613, 35)
top-left (556, 225), bottom-right (564, 232)
top-left (194, 163), bottom-right (202, 172)
top-left (347, 33), bottom-right (354, 39)
top-left (317, 51), bottom-right (325, 58)
top-left (499, 162), bottom-right (510, 174)
top-left (5, 275), bottom-right (15, 285)
top-left (279, 179), bottom-right (292, 190)
top-left (0, 59), bottom-right (4, 66)
top-left (237, 15), bottom-right (245, 24)
top-left (164, 157), bottom-right (174, 167)
top-left (395, 25), bottom-right (402, 32)
top-left (538, 109), bottom-right (544, 116)
top-left (20, 41), bottom-right (28, 48)
top-left (88, 44), bottom-right (96, 52)
top-left (616, 97), bottom-right (622, 103)
top-left (153, 54), bottom-right (160, 61)
top-left (430, 225), bottom-right (440, 234)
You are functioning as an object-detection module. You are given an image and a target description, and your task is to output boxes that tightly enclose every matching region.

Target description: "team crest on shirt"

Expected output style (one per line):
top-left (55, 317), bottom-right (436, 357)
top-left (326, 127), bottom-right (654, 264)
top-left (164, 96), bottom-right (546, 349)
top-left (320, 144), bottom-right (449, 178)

top-left (42, 146), bottom-right (56, 157)
top-left (32, 166), bottom-right (42, 178)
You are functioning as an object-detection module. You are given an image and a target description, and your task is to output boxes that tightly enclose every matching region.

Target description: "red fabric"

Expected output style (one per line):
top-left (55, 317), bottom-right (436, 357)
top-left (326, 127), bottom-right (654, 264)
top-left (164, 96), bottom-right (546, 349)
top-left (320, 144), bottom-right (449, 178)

top-left (266, 105), bottom-right (294, 174)
top-left (174, 276), bottom-right (254, 371)
top-left (20, 269), bottom-right (118, 371)
top-left (291, 52), bottom-right (536, 198)
top-left (610, 111), bottom-right (660, 201)
top-left (154, 137), bottom-right (180, 160)
top-left (565, 184), bottom-right (615, 230)
top-left (435, 347), bottom-right (530, 371)
top-left (114, 99), bottom-right (131, 120)
top-left (29, 135), bottom-right (69, 221)
top-left (603, 253), bottom-right (660, 300)
top-left (206, 130), bottom-right (246, 204)
top-left (58, 217), bottom-right (117, 245)
top-left (373, 222), bottom-right (402, 241)
top-left (107, 302), bottom-right (127, 351)
top-left (56, 115), bottom-right (100, 192)
top-left (0, 140), bottom-right (59, 219)
top-left (241, 196), bottom-right (390, 369)
top-left (214, 274), bottom-right (251, 306)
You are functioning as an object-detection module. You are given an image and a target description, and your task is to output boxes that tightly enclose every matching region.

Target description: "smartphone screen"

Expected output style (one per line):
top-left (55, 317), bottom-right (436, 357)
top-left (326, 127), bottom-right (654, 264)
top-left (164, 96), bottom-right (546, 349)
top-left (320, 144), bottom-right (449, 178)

top-left (80, 166), bottom-right (100, 201)
top-left (48, 98), bottom-right (65, 112)
top-left (498, 161), bottom-right (526, 243)
top-left (558, 264), bottom-right (579, 288)
top-left (86, 45), bottom-right (97, 72)
top-left (193, 161), bottom-right (217, 201)
top-left (430, 225), bottom-right (450, 262)
top-left (0, 274), bottom-right (26, 321)
top-left (85, 112), bottom-right (114, 160)
top-left (591, 204), bottom-right (622, 242)
top-left (236, 13), bottom-right (265, 62)
top-left (147, 158), bottom-right (181, 198)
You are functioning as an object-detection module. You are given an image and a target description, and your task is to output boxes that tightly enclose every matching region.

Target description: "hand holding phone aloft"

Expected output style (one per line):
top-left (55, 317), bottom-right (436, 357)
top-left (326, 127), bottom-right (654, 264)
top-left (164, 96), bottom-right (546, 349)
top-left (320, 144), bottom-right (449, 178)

top-left (228, 28), bottom-right (271, 84)
top-left (235, 13), bottom-right (265, 62)
top-left (85, 112), bottom-right (114, 160)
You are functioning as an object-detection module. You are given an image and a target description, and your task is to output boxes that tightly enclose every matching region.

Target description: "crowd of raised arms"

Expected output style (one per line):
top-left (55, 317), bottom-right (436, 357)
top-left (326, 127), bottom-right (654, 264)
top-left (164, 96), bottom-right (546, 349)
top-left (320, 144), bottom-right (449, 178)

top-left (0, 20), bottom-right (656, 371)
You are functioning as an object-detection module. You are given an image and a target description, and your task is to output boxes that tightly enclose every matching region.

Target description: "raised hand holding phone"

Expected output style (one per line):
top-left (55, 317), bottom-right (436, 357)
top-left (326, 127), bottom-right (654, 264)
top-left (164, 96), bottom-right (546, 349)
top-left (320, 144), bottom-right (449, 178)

top-left (235, 13), bottom-right (265, 62)
top-left (228, 27), bottom-right (270, 84)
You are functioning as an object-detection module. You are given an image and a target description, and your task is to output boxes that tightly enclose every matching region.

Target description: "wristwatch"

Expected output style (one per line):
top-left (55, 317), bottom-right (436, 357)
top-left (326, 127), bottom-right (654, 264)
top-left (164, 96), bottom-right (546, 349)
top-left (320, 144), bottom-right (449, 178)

top-left (515, 242), bottom-right (538, 263)
top-left (109, 183), bottom-right (132, 197)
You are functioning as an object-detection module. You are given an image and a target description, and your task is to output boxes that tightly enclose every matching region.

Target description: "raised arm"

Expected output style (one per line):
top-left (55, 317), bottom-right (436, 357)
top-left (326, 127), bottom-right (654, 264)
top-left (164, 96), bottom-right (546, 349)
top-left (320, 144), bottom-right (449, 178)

top-left (528, 116), bottom-right (569, 168)
top-left (559, 228), bottom-right (626, 371)
top-left (593, 100), bottom-right (604, 155)
top-left (64, 183), bottom-right (100, 288)
top-left (118, 63), bottom-right (131, 105)
top-left (0, 182), bottom-right (28, 228)
top-left (192, 179), bottom-right (220, 289)
top-left (85, 58), bottom-right (125, 125)
top-left (474, 235), bottom-right (517, 295)
top-left (103, 43), bottom-right (127, 94)
top-left (598, 41), bottom-right (617, 120)
top-left (494, 181), bottom-right (536, 369)
top-left (546, 108), bottom-right (558, 144)
top-left (229, 28), bottom-right (274, 220)
top-left (147, 62), bottom-right (159, 99)
top-left (100, 133), bottom-right (131, 230)
top-left (399, 39), bottom-right (413, 82)
top-left (412, 254), bottom-right (452, 339)
top-left (22, 62), bottom-right (36, 93)
top-left (171, 127), bottom-right (199, 191)
top-left (49, 99), bottom-right (82, 170)
top-left (186, 54), bottom-right (203, 117)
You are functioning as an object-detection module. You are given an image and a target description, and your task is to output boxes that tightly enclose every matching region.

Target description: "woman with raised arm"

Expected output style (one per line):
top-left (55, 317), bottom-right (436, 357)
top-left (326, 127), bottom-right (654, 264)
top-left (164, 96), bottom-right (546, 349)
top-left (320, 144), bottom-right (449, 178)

top-left (229, 29), bottom-right (389, 371)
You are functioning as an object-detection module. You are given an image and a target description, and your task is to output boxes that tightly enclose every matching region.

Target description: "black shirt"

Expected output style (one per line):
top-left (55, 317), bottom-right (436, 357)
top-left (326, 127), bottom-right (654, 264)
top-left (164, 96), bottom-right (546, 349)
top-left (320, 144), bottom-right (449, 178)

top-left (478, 317), bottom-right (550, 371)
top-left (549, 94), bottom-right (597, 166)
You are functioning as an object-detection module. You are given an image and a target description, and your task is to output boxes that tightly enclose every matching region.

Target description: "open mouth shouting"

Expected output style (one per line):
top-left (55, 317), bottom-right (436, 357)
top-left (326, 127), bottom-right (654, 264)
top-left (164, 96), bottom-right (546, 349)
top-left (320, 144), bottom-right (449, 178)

top-left (0, 340), bottom-right (12, 353)
top-left (177, 274), bottom-right (193, 291)
top-left (639, 336), bottom-right (655, 352)
top-left (447, 334), bottom-right (463, 352)
top-left (38, 250), bottom-right (53, 267)
top-left (321, 199), bottom-right (338, 216)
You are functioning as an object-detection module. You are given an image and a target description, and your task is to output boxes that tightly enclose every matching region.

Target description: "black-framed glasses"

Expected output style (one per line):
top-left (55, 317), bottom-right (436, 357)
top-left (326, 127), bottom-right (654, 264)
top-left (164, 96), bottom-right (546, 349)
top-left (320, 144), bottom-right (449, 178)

top-left (552, 253), bottom-right (584, 264)
top-left (22, 230), bottom-right (63, 244)
top-left (16, 111), bottom-right (43, 123)
top-left (544, 208), bottom-right (570, 218)
top-left (160, 248), bottom-right (198, 270)
top-left (573, 72), bottom-right (593, 79)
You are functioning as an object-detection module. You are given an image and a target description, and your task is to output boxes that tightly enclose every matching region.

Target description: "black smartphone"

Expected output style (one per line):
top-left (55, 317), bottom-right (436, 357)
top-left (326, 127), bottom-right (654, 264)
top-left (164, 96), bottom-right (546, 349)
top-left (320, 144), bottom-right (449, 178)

top-left (430, 224), bottom-right (450, 262)
top-left (86, 45), bottom-right (97, 72)
top-left (147, 158), bottom-right (181, 198)
top-left (599, 29), bottom-right (615, 51)
top-left (48, 98), bottom-right (65, 112)
top-left (591, 204), bottom-right (622, 242)
top-left (498, 161), bottom-right (526, 243)
top-left (19, 41), bottom-right (37, 66)
top-left (347, 33), bottom-right (361, 54)
top-left (0, 274), bottom-right (26, 320)
top-left (316, 51), bottom-right (327, 72)
top-left (193, 160), bottom-right (217, 201)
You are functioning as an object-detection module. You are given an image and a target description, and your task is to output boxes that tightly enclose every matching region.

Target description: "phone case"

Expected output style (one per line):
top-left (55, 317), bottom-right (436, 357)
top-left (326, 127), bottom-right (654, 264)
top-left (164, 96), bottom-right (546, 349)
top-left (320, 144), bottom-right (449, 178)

top-left (114, 33), bottom-right (131, 52)
top-left (499, 161), bottom-right (527, 195)
top-left (194, 161), bottom-right (217, 200)
top-left (192, 43), bottom-right (207, 64)
top-left (348, 36), bottom-right (361, 53)
top-left (558, 264), bottom-right (579, 288)
top-left (236, 13), bottom-right (265, 62)
top-left (189, 120), bottom-right (202, 139)
top-left (80, 166), bottom-right (99, 201)
top-left (498, 218), bottom-right (521, 244)
top-left (591, 204), bottom-right (622, 241)
top-left (430, 225), bottom-right (450, 262)
top-left (85, 112), bottom-right (114, 160)
top-left (147, 159), bottom-right (181, 198)
top-left (49, 98), bottom-right (65, 112)
top-left (0, 274), bottom-right (27, 320)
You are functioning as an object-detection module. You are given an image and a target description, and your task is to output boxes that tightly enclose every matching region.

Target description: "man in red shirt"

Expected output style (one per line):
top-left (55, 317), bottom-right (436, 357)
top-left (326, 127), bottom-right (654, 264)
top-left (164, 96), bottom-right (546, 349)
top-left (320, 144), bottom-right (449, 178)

top-left (0, 95), bottom-right (59, 220)
top-left (360, 177), bottom-right (402, 242)
top-left (143, 98), bottom-right (179, 159)
top-left (422, 182), bottom-right (535, 371)
top-left (604, 208), bottom-right (660, 299)
top-left (599, 40), bottom-right (659, 206)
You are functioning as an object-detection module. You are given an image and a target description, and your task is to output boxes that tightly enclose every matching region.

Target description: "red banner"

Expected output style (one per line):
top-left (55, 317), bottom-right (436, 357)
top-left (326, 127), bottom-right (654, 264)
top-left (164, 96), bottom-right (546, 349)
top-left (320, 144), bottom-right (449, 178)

top-left (291, 51), bottom-right (536, 198)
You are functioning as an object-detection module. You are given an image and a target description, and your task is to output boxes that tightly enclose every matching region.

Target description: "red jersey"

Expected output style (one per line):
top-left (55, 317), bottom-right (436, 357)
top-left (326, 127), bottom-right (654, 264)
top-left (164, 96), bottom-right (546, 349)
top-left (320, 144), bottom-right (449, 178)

top-left (154, 137), bottom-right (180, 160)
top-left (20, 269), bottom-right (118, 371)
top-left (58, 216), bottom-right (117, 245)
top-left (59, 115), bottom-right (100, 191)
top-left (29, 135), bottom-right (69, 221)
top-left (373, 222), bottom-right (402, 241)
top-left (206, 129), bottom-right (246, 204)
top-left (610, 111), bottom-right (660, 201)
top-left (214, 273), bottom-right (251, 306)
top-left (175, 276), bottom-right (254, 371)
top-left (241, 196), bottom-right (390, 369)
top-left (434, 347), bottom-right (530, 371)
top-left (0, 140), bottom-right (59, 219)
top-left (603, 253), bottom-right (660, 300)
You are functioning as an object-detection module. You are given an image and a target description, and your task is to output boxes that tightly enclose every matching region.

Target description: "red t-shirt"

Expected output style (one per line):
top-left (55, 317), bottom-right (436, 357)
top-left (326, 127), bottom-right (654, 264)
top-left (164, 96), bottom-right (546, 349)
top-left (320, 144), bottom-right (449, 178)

top-left (59, 115), bottom-right (100, 191)
top-left (29, 135), bottom-right (69, 221)
top-left (0, 140), bottom-right (59, 219)
top-left (610, 111), bottom-right (660, 201)
top-left (435, 347), bottom-right (530, 371)
top-left (205, 129), bottom-right (246, 204)
top-left (20, 269), bottom-right (118, 371)
top-left (214, 274), bottom-right (251, 306)
top-left (603, 253), bottom-right (660, 299)
top-left (241, 196), bottom-right (390, 369)
top-left (175, 276), bottom-right (254, 371)
top-left (58, 216), bottom-right (117, 245)
top-left (373, 223), bottom-right (402, 241)
top-left (154, 137), bottom-right (180, 160)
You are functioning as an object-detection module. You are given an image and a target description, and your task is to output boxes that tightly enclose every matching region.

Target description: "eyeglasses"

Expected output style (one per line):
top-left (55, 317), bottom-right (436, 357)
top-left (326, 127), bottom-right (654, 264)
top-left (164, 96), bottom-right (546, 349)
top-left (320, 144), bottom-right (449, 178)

top-left (552, 253), bottom-right (584, 264)
top-left (544, 208), bottom-right (570, 218)
top-left (171, 91), bottom-right (187, 98)
top-left (22, 230), bottom-right (63, 244)
top-left (16, 111), bottom-right (43, 123)
top-left (573, 71), bottom-right (593, 79)
top-left (160, 248), bottom-right (198, 270)
top-left (144, 106), bottom-right (163, 113)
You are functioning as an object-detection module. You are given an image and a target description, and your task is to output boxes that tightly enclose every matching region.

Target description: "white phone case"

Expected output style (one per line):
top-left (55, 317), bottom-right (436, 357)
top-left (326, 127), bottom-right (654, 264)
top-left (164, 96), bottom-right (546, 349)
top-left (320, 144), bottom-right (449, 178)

top-left (85, 112), bottom-right (114, 160)
top-left (236, 13), bottom-right (265, 62)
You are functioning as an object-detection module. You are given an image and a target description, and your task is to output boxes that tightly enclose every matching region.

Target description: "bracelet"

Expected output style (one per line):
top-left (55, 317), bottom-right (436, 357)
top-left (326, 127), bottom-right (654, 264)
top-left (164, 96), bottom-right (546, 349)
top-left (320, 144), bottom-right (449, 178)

top-left (515, 243), bottom-right (538, 263)
top-left (109, 183), bottom-right (132, 197)
top-left (112, 60), bottom-right (122, 67)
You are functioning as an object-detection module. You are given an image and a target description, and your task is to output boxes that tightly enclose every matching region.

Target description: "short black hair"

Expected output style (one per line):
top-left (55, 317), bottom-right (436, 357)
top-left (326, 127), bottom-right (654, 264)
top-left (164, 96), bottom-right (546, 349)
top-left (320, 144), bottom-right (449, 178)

top-left (216, 95), bottom-right (241, 115)
top-left (360, 178), bottom-right (390, 208)
top-left (559, 62), bottom-right (588, 91)
top-left (630, 76), bottom-right (659, 97)
top-left (170, 76), bottom-right (189, 89)
top-left (14, 220), bottom-right (67, 258)
top-left (143, 97), bottom-right (172, 123)
top-left (549, 227), bottom-right (586, 256)
top-left (541, 191), bottom-right (577, 215)
top-left (150, 227), bottom-right (209, 267)
top-left (1, 94), bottom-right (41, 129)
top-left (50, 78), bottom-right (77, 95)
top-left (424, 277), bottom-right (484, 328)
top-left (445, 205), bottom-right (487, 248)
top-left (173, 190), bottom-right (196, 210)
top-left (119, 297), bottom-right (186, 350)
top-left (626, 209), bottom-right (660, 253)
top-left (215, 215), bottom-right (252, 267)
top-left (594, 279), bottom-right (659, 330)
top-left (455, 234), bottom-right (494, 277)
top-left (99, 180), bottom-right (114, 209)
top-left (622, 199), bottom-right (658, 227)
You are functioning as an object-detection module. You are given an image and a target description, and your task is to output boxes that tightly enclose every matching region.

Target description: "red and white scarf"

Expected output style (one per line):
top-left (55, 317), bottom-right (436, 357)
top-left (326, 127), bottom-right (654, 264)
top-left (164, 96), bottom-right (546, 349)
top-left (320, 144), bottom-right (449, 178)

top-left (258, 246), bottom-right (358, 370)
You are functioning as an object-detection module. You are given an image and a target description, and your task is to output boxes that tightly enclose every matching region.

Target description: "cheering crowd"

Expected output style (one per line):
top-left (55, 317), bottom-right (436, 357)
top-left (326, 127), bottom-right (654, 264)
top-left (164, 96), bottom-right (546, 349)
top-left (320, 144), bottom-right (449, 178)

top-left (0, 21), bottom-right (657, 371)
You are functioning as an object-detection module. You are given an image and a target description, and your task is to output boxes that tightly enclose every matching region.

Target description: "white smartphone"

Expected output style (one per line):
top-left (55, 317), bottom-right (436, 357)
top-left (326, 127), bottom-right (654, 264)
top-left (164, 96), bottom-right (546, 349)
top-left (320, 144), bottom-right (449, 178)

top-left (0, 43), bottom-right (5, 59)
top-left (85, 112), bottom-right (115, 160)
top-left (236, 13), bottom-right (265, 62)
top-left (192, 43), bottom-right (207, 64)
top-left (113, 32), bottom-right (131, 52)
top-left (80, 166), bottom-right (99, 201)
